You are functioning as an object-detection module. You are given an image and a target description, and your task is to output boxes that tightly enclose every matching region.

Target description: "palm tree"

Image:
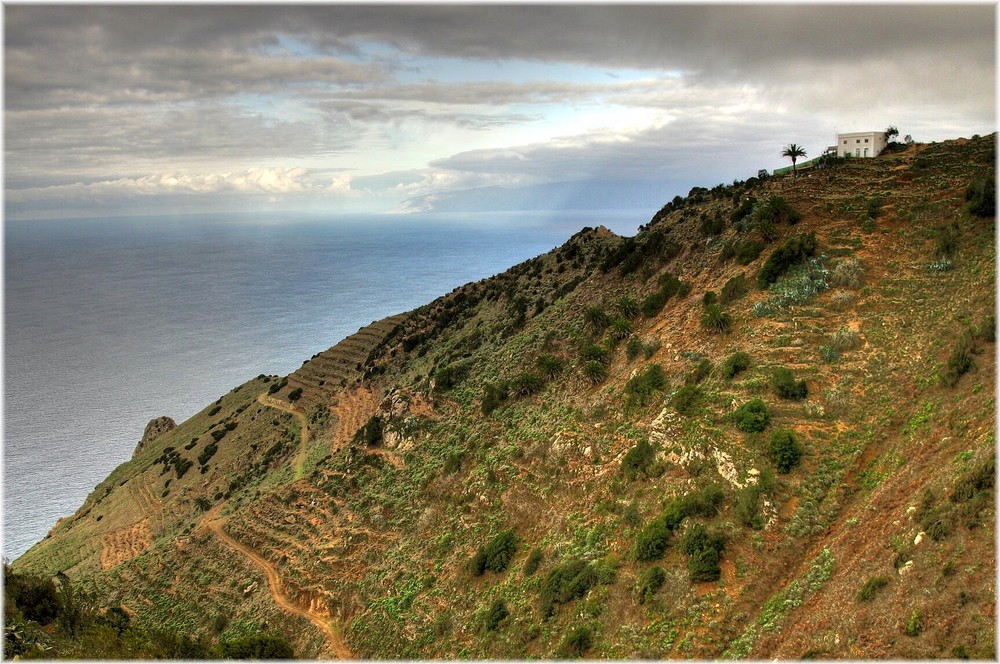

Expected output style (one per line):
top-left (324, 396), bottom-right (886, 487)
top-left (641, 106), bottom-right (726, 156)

top-left (781, 143), bottom-right (807, 178)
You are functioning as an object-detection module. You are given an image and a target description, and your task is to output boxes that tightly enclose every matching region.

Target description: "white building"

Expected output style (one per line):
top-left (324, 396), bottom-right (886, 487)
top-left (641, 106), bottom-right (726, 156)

top-left (831, 131), bottom-right (888, 158)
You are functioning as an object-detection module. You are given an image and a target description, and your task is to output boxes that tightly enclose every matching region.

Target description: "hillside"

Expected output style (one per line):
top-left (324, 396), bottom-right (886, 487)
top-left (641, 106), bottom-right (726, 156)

top-left (10, 134), bottom-right (996, 659)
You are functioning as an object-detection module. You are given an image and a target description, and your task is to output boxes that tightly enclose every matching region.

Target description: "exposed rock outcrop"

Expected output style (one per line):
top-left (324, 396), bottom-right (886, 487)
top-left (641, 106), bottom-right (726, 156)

top-left (133, 416), bottom-right (176, 457)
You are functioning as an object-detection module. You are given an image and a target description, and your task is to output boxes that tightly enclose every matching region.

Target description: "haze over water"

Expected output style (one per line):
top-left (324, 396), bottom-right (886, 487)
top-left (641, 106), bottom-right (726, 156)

top-left (3, 211), bottom-right (638, 561)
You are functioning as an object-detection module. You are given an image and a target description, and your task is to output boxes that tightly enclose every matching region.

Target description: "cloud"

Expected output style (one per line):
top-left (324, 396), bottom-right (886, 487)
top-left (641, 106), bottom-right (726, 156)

top-left (6, 168), bottom-right (318, 203)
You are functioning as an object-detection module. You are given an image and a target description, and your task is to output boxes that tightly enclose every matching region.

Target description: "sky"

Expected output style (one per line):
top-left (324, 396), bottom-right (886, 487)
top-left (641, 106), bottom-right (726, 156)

top-left (4, 4), bottom-right (996, 222)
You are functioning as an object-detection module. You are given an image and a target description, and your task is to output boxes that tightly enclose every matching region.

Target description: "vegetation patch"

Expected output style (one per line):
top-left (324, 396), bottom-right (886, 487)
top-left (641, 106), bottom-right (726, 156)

top-left (758, 232), bottom-right (818, 288)
top-left (733, 398), bottom-right (771, 433)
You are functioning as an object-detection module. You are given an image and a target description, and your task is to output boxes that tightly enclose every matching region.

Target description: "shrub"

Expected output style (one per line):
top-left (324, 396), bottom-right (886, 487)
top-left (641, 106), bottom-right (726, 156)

top-left (582, 361), bottom-right (608, 385)
top-left (950, 456), bottom-right (995, 503)
top-left (904, 610), bottom-right (923, 637)
top-left (354, 415), bottom-right (384, 447)
top-left (608, 317), bottom-right (633, 342)
top-left (772, 367), bottom-right (808, 400)
top-left (687, 358), bottom-right (713, 385)
top-left (942, 334), bottom-right (976, 387)
top-left (478, 530), bottom-right (518, 575)
top-left (856, 575), bottom-right (890, 602)
top-left (700, 213), bottom-right (725, 236)
top-left (221, 635), bottom-right (295, 659)
top-left (758, 232), bottom-right (818, 288)
top-left (831, 327), bottom-right (863, 351)
top-left (681, 523), bottom-right (726, 582)
top-left (541, 558), bottom-right (599, 617)
top-left (720, 274), bottom-right (748, 304)
top-left (207, 405), bottom-right (221, 417)
top-left (701, 304), bottom-right (732, 333)
top-left (624, 364), bottom-right (667, 407)
top-left (733, 398), bottom-right (770, 432)
top-left (636, 566), bottom-right (666, 605)
top-left (433, 363), bottom-right (468, 392)
top-left (287, 387), bottom-right (303, 402)
top-left (830, 257), bottom-right (865, 288)
top-left (933, 223), bottom-right (960, 258)
top-left (721, 351), bottom-right (751, 379)
top-left (481, 382), bottom-right (509, 415)
top-left (731, 196), bottom-right (756, 225)
top-left (524, 548), bottom-right (543, 577)
top-left (580, 344), bottom-right (610, 365)
top-left (634, 515), bottom-right (673, 561)
top-left (484, 599), bottom-right (509, 632)
top-left (702, 290), bottom-right (718, 306)
top-left (753, 195), bottom-right (801, 228)
top-left (769, 429), bottom-right (802, 473)
top-left (671, 384), bottom-right (702, 416)
top-left (557, 625), bottom-right (594, 658)
top-left (681, 483), bottom-right (725, 518)
top-left (829, 290), bottom-right (858, 311)
top-left (966, 171), bottom-right (995, 217)
top-left (616, 295), bottom-right (640, 319)
top-left (584, 306), bottom-right (611, 333)
top-left (736, 240), bottom-right (766, 265)
top-left (626, 337), bottom-right (643, 361)
top-left (535, 354), bottom-right (565, 380)
top-left (734, 484), bottom-right (765, 530)
top-left (510, 372), bottom-right (544, 397)
top-left (641, 290), bottom-right (669, 317)
top-left (621, 439), bottom-right (657, 481)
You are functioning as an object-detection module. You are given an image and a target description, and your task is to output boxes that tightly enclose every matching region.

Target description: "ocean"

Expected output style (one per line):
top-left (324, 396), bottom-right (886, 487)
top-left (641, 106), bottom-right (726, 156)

top-left (3, 210), bottom-right (640, 561)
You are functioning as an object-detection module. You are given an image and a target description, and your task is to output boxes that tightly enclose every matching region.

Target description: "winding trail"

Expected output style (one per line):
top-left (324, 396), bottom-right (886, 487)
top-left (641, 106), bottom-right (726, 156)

top-left (207, 517), bottom-right (352, 659)
top-left (257, 393), bottom-right (310, 480)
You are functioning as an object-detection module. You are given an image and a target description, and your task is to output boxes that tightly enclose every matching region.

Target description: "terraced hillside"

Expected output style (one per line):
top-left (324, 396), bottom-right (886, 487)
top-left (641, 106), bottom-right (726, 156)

top-left (13, 134), bottom-right (995, 659)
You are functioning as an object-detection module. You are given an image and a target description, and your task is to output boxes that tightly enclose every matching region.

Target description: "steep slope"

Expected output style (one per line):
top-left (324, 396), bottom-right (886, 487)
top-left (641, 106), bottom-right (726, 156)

top-left (13, 134), bottom-right (995, 659)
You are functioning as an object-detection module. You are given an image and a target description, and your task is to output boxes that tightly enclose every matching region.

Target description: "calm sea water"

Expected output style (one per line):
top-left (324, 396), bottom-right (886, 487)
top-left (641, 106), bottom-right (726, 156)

top-left (4, 210), bottom-right (639, 561)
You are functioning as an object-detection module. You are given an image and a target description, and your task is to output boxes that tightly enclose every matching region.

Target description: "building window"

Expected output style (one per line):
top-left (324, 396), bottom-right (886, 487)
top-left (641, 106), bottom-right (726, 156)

top-left (856, 139), bottom-right (861, 143)
top-left (856, 148), bottom-right (860, 157)
top-left (864, 138), bottom-right (869, 143)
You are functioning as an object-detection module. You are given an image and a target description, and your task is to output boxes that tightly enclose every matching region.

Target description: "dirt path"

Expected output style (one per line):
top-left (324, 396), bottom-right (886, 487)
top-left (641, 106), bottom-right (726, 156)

top-left (207, 517), bottom-right (352, 659)
top-left (257, 393), bottom-right (310, 480)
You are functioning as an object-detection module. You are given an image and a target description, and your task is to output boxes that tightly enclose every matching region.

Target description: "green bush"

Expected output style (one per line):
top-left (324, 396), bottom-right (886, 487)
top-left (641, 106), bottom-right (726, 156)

top-left (540, 559), bottom-right (599, 618)
top-left (933, 223), bottom-right (960, 258)
top-left (721, 351), bottom-right (751, 379)
top-left (584, 306), bottom-right (611, 333)
top-left (535, 354), bottom-right (565, 380)
top-left (687, 358), bottom-right (712, 385)
top-left (582, 361), bottom-right (608, 385)
top-left (433, 363), bottom-right (468, 392)
top-left (671, 384), bottom-right (703, 416)
top-left (702, 290), bottom-right (718, 307)
top-left (753, 195), bottom-right (801, 228)
top-left (624, 364), bottom-right (667, 407)
top-left (681, 483), bottom-right (725, 518)
top-left (354, 414), bottom-right (384, 447)
top-left (904, 610), bottom-right (923, 637)
top-left (700, 213), bottom-right (725, 236)
top-left (856, 575), bottom-right (890, 602)
top-left (701, 304), bottom-right (732, 333)
top-left (481, 382), bottom-right (510, 416)
top-left (626, 337), bottom-right (643, 361)
top-left (758, 232), bottom-right (818, 288)
top-left (557, 625), bottom-right (594, 658)
top-left (769, 429), bottom-right (802, 473)
top-left (524, 548), bottom-right (543, 576)
top-left (472, 530), bottom-right (518, 576)
top-left (733, 398), bottom-right (770, 432)
top-left (942, 333), bottom-right (976, 387)
top-left (580, 344), bottom-right (611, 365)
top-left (720, 274), bottom-right (748, 303)
top-left (736, 240), bottom-right (765, 265)
top-left (616, 296), bottom-right (640, 319)
top-left (641, 290), bottom-right (669, 317)
top-left (634, 514), bottom-right (673, 561)
top-left (484, 599), bottom-right (509, 632)
top-left (950, 456), bottom-right (995, 503)
top-left (681, 523), bottom-right (726, 582)
top-left (966, 171), bottom-right (995, 217)
top-left (221, 634), bottom-right (295, 659)
top-left (636, 566), bottom-right (666, 605)
top-left (510, 372), bottom-right (545, 397)
top-left (621, 439), bottom-right (657, 481)
top-left (609, 317), bottom-right (633, 342)
top-left (287, 387), bottom-right (303, 402)
top-left (772, 366), bottom-right (808, 400)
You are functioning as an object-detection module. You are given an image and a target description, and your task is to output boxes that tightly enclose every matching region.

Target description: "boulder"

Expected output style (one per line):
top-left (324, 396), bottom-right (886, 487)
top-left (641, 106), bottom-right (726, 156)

top-left (133, 416), bottom-right (176, 457)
